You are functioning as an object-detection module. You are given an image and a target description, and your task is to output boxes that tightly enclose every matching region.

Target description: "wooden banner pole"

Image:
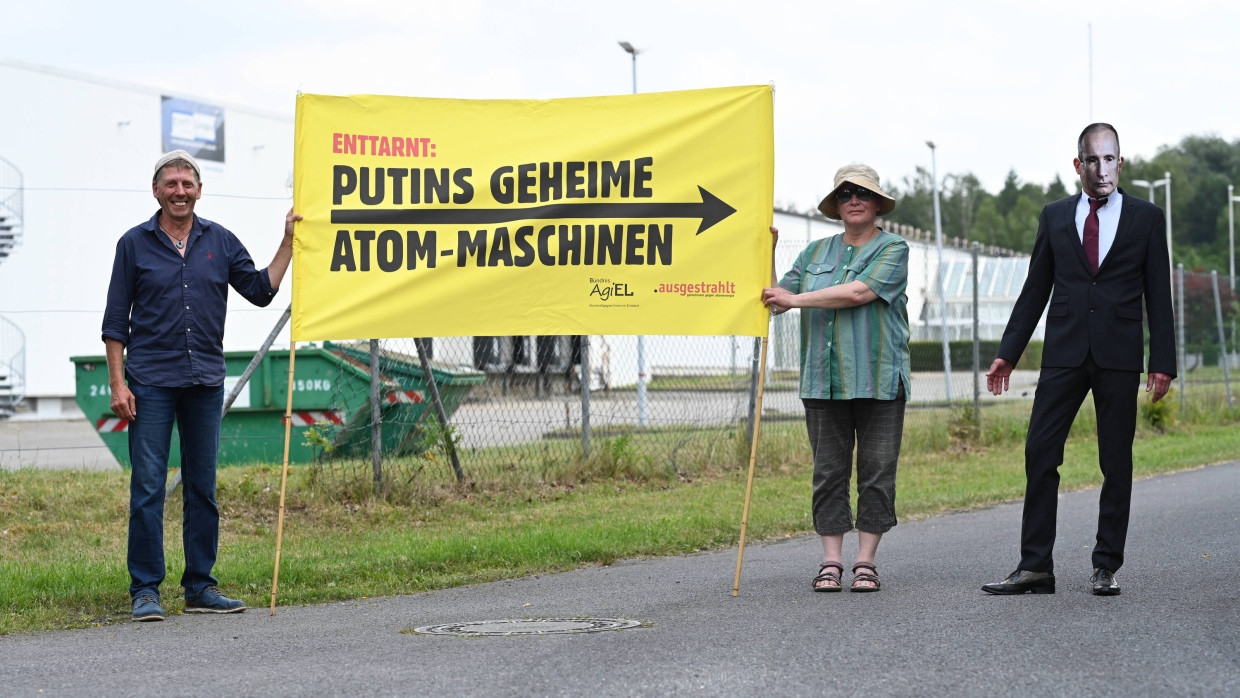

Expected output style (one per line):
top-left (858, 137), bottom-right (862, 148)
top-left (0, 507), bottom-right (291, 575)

top-left (732, 332), bottom-right (770, 596)
top-left (269, 342), bottom-right (297, 615)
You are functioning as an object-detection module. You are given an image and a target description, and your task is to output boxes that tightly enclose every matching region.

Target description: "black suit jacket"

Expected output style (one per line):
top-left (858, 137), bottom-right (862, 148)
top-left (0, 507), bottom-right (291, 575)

top-left (997, 189), bottom-right (1176, 377)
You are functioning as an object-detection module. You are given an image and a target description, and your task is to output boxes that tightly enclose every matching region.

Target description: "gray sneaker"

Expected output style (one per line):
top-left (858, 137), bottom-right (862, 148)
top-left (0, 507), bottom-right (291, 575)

top-left (184, 586), bottom-right (247, 614)
top-left (132, 594), bottom-right (165, 622)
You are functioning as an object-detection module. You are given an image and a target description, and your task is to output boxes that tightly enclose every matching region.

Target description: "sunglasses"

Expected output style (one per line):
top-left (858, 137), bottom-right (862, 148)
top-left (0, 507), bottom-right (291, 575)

top-left (834, 187), bottom-right (877, 204)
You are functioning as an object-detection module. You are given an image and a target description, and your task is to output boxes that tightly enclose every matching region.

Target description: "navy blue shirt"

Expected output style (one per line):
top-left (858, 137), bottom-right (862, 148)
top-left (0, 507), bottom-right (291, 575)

top-left (102, 211), bottom-right (278, 387)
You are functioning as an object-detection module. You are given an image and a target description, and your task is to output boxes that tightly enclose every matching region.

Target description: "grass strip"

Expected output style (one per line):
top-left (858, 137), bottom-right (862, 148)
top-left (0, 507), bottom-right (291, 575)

top-left (1, 417), bottom-right (1237, 636)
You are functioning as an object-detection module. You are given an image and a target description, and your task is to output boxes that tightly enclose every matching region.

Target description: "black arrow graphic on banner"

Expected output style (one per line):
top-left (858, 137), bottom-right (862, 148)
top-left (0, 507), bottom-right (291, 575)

top-left (330, 185), bottom-right (736, 235)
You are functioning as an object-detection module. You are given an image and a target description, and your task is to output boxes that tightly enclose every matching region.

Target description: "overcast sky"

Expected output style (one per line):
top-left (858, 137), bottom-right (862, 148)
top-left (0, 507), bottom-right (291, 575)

top-left (4, 0), bottom-right (1238, 210)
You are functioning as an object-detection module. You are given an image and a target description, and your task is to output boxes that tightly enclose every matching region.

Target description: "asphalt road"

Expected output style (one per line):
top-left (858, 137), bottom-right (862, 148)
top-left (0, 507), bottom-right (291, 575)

top-left (2, 459), bottom-right (1237, 697)
top-left (0, 418), bottom-right (121, 471)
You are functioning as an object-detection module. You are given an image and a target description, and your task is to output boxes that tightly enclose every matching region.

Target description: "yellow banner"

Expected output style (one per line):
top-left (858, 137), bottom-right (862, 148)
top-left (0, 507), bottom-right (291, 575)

top-left (291, 86), bottom-right (774, 341)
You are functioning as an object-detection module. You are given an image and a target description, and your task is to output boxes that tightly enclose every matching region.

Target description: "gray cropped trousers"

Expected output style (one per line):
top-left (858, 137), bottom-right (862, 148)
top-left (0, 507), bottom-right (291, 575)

top-left (803, 386), bottom-right (905, 537)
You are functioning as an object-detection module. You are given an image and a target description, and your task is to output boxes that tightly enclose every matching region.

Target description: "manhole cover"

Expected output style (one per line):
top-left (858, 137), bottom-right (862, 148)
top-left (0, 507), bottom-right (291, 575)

top-left (412, 618), bottom-right (643, 636)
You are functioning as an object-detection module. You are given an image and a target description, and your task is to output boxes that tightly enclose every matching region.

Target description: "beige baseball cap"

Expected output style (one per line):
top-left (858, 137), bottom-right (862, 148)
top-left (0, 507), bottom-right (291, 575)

top-left (153, 150), bottom-right (202, 182)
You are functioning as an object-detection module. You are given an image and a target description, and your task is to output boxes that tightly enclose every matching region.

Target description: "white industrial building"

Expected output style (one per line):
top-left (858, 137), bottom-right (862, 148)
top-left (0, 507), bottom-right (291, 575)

top-left (0, 59), bottom-right (297, 418)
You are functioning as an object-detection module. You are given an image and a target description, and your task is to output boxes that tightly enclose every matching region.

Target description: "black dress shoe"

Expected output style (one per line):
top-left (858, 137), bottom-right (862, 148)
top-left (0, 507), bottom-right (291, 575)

top-left (982, 569), bottom-right (1055, 595)
top-left (1090, 568), bottom-right (1120, 595)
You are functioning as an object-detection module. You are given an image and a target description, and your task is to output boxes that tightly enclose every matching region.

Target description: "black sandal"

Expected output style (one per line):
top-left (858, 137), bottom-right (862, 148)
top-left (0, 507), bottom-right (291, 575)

top-left (850, 562), bottom-right (881, 592)
top-left (812, 561), bottom-right (844, 592)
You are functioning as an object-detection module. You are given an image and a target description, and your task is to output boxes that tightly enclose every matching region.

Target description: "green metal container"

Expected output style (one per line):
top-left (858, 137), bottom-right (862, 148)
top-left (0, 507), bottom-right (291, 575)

top-left (321, 341), bottom-right (483, 459)
top-left (71, 344), bottom-right (482, 469)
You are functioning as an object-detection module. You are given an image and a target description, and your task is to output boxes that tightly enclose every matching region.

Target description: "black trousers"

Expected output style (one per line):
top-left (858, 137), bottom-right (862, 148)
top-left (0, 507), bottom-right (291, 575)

top-left (1020, 353), bottom-right (1139, 574)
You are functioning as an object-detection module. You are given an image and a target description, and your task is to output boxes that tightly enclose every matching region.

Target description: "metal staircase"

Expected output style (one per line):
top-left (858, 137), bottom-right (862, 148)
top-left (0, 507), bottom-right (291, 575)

top-left (0, 155), bottom-right (26, 418)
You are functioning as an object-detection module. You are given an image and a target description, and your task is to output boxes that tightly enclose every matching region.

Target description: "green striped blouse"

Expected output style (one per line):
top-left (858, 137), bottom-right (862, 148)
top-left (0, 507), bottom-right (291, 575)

top-left (778, 229), bottom-right (911, 400)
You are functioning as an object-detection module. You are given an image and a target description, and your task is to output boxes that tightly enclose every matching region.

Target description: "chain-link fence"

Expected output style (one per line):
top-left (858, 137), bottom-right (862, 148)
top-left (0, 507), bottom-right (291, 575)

top-left (1174, 266), bottom-right (1238, 417)
top-left (307, 334), bottom-right (770, 488)
top-left (303, 235), bottom-right (1237, 490)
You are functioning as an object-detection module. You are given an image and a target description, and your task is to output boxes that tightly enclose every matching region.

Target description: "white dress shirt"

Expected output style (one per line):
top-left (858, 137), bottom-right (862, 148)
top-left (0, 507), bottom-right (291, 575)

top-left (1075, 190), bottom-right (1122, 266)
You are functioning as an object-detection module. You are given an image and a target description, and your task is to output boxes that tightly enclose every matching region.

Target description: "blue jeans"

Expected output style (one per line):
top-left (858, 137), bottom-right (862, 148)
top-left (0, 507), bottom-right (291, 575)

top-left (127, 381), bottom-right (224, 599)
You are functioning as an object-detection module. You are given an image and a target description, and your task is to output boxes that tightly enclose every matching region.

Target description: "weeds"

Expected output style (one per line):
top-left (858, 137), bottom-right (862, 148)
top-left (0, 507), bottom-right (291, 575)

top-left (947, 405), bottom-right (983, 451)
top-left (413, 418), bottom-right (463, 466)
top-left (1140, 389), bottom-right (1178, 432)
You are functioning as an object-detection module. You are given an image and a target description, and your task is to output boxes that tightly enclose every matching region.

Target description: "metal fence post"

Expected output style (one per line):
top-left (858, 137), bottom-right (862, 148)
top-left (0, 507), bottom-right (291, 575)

top-left (1177, 264), bottom-right (1186, 417)
top-left (414, 337), bottom-right (465, 482)
top-left (1211, 271), bottom-right (1235, 409)
top-left (971, 242), bottom-right (981, 425)
top-left (746, 336), bottom-right (762, 445)
top-left (580, 336), bottom-right (591, 458)
top-left (369, 339), bottom-right (382, 489)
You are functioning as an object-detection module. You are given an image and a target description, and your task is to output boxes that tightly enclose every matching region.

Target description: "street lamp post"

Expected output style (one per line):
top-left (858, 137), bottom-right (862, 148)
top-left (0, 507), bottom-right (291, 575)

top-left (618, 41), bottom-right (639, 94)
top-left (1228, 184), bottom-right (1239, 371)
top-left (1132, 172), bottom-right (1172, 289)
top-left (619, 40), bottom-right (648, 426)
top-left (926, 141), bottom-right (953, 401)
top-left (1227, 183), bottom-right (1238, 292)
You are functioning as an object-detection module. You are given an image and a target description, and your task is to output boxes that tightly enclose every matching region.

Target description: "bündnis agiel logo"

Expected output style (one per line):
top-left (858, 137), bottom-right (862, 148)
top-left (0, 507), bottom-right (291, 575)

top-left (588, 277), bottom-right (635, 301)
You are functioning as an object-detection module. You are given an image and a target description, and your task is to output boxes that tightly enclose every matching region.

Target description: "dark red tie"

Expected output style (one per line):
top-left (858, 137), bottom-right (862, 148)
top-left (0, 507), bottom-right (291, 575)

top-left (1084, 197), bottom-right (1107, 274)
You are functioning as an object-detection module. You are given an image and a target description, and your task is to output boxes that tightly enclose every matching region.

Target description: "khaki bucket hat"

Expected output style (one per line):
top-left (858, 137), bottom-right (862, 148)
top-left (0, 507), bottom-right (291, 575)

top-left (817, 163), bottom-right (897, 219)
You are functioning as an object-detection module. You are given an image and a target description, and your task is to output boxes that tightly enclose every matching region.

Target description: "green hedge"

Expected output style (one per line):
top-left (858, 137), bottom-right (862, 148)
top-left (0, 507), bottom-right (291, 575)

top-left (908, 340), bottom-right (1043, 372)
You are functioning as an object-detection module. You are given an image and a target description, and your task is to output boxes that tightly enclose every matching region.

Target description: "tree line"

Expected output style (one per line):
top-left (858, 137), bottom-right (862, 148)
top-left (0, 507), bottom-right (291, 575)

top-left (880, 133), bottom-right (1240, 276)
top-left (875, 133), bottom-right (1236, 364)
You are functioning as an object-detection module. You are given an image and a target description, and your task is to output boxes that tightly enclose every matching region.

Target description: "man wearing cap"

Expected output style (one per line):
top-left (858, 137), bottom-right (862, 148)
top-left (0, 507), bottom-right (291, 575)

top-left (982, 124), bottom-right (1175, 596)
top-left (103, 150), bottom-right (301, 621)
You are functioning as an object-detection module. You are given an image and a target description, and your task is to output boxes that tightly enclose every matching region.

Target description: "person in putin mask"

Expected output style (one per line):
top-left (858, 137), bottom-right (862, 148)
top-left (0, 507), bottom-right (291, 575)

top-left (982, 123), bottom-right (1175, 597)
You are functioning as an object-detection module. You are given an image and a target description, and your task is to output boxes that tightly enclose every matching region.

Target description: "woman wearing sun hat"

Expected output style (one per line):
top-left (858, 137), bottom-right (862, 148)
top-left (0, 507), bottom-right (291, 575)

top-left (762, 163), bottom-right (911, 592)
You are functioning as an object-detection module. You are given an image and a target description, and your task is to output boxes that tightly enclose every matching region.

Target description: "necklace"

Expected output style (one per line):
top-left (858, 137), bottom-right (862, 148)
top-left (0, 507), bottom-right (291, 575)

top-left (158, 215), bottom-right (191, 249)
